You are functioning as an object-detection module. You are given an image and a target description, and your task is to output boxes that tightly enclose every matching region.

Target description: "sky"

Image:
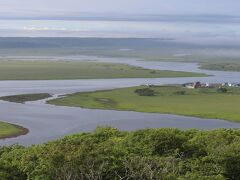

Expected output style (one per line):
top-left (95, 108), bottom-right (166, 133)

top-left (0, 0), bottom-right (239, 18)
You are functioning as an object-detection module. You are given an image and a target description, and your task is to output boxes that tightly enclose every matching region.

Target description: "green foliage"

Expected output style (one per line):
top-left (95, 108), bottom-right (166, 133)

top-left (217, 88), bottom-right (228, 93)
top-left (134, 88), bottom-right (155, 96)
top-left (1, 128), bottom-right (240, 179)
top-left (200, 63), bottom-right (240, 72)
top-left (0, 163), bottom-right (26, 180)
top-left (0, 93), bottom-right (52, 103)
top-left (174, 91), bottom-right (186, 95)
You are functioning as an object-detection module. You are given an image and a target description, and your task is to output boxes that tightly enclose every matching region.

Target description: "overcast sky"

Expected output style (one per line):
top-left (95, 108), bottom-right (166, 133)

top-left (0, 0), bottom-right (239, 17)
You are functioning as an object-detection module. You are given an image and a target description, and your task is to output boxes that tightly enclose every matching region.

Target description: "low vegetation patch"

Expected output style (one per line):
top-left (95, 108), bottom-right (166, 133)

top-left (95, 98), bottom-right (117, 108)
top-left (0, 93), bottom-right (52, 103)
top-left (174, 90), bottom-right (187, 95)
top-left (134, 88), bottom-right (156, 96)
top-left (200, 63), bottom-right (240, 72)
top-left (217, 87), bottom-right (228, 93)
top-left (1, 127), bottom-right (240, 179)
top-left (48, 86), bottom-right (240, 122)
top-left (0, 121), bottom-right (28, 139)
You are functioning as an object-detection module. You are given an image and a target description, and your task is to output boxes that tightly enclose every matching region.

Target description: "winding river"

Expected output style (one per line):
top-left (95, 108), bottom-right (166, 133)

top-left (1, 57), bottom-right (240, 146)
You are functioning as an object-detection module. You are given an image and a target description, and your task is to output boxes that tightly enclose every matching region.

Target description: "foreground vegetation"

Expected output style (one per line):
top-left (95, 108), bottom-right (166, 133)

top-left (0, 121), bottom-right (28, 139)
top-left (0, 93), bottom-right (52, 103)
top-left (49, 86), bottom-right (240, 122)
top-left (0, 127), bottom-right (240, 179)
top-left (0, 61), bottom-right (206, 80)
top-left (200, 63), bottom-right (240, 72)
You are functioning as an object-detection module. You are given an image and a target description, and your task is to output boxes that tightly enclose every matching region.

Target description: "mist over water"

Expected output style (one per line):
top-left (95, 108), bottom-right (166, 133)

top-left (0, 17), bottom-right (240, 45)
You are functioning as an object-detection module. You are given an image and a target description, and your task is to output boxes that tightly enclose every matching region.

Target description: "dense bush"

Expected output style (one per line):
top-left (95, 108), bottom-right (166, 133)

top-left (0, 127), bottom-right (240, 179)
top-left (217, 88), bottom-right (228, 93)
top-left (134, 88), bottom-right (155, 96)
top-left (174, 91), bottom-right (186, 95)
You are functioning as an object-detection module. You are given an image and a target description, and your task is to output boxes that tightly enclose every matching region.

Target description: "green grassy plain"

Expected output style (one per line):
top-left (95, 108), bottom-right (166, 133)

top-left (0, 121), bottom-right (28, 139)
top-left (0, 61), bottom-right (206, 80)
top-left (0, 93), bottom-right (52, 103)
top-left (49, 86), bottom-right (240, 122)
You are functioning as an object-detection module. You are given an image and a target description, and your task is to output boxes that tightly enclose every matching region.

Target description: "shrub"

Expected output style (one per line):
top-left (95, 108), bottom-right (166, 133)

top-left (1, 128), bottom-right (240, 179)
top-left (134, 88), bottom-right (155, 96)
top-left (174, 91), bottom-right (186, 95)
top-left (217, 88), bottom-right (228, 93)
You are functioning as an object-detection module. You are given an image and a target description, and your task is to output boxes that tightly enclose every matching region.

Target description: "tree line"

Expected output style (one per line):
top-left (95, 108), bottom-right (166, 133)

top-left (0, 127), bottom-right (240, 179)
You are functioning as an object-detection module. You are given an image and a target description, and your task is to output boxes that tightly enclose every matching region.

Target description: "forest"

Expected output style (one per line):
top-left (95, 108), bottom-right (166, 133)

top-left (0, 127), bottom-right (239, 180)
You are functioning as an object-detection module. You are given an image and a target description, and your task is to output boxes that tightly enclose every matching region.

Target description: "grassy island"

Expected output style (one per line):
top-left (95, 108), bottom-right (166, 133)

top-left (0, 93), bottom-right (52, 103)
top-left (200, 63), bottom-right (240, 72)
top-left (48, 85), bottom-right (240, 122)
top-left (0, 61), bottom-right (206, 80)
top-left (0, 121), bottom-right (28, 139)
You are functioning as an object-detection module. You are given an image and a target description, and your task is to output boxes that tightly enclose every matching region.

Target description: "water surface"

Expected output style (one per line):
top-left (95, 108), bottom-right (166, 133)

top-left (1, 59), bottom-right (240, 146)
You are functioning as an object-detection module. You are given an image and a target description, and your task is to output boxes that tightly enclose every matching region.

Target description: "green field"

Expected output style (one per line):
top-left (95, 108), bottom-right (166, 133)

top-left (0, 121), bottom-right (28, 139)
top-left (200, 63), bottom-right (240, 72)
top-left (0, 93), bottom-right (52, 103)
top-left (49, 86), bottom-right (240, 122)
top-left (0, 61), bottom-right (206, 80)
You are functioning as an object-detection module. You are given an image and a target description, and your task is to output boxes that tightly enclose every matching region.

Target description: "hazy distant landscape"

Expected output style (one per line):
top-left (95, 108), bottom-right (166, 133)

top-left (1, 30), bottom-right (240, 180)
top-left (0, 0), bottom-right (240, 179)
top-left (0, 37), bottom-right (240, 64)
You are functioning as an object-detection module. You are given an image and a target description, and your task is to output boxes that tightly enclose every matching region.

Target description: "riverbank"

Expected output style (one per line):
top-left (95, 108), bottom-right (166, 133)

top-left (0, 121), bottom-right (28, 139)
top-left (48, 85), bottom-right (240, 122)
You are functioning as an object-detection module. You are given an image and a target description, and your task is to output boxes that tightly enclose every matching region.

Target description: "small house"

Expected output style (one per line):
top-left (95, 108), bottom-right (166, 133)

top-left (184, 81), bottom-right (202, 89)
top-left (184, 83), bottom-right (195, 89)
top-left (194, 82), bottom-right (201, 88)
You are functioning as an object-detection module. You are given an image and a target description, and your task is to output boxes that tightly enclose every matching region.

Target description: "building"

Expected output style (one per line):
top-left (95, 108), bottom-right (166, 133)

top-left (194, 82), bottom-right (202, 88)
top-left (184, 81), bottom-right (201, 89)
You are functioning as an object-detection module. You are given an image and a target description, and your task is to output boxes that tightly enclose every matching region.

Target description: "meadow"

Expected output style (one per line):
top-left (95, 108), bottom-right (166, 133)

top-left (48, 85), bottom-right (240, 122)
top-left (0, 61), bottom-right (205, 80)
